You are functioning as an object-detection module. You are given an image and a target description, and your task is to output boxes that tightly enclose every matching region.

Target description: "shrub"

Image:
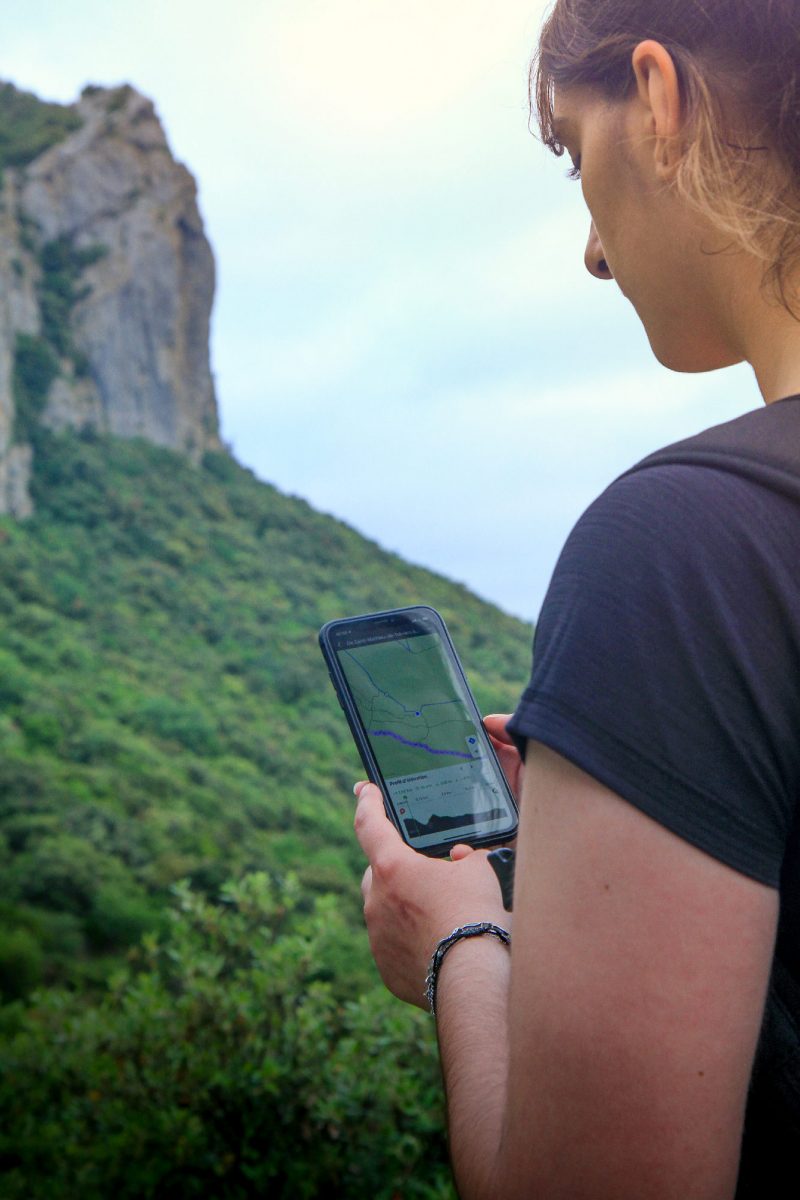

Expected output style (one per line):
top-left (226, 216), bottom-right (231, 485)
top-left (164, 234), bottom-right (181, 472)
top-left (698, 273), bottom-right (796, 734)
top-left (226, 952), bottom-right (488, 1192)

top-left (0, 929), bottom-right (43, 1001)
top-left (0, 82), bottom-right (81, 170)
top-left (12, 334), bottom-right (59, 442)
top-left (38, 236), bottom-right (107, 364)
top-left (0, 875), bottom-right (454, 1199)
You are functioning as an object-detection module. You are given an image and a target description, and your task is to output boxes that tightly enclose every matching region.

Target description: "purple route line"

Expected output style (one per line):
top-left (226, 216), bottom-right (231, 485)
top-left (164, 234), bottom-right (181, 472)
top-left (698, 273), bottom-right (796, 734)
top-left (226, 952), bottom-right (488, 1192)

top-left (370, 730), bottom-right (473, 760)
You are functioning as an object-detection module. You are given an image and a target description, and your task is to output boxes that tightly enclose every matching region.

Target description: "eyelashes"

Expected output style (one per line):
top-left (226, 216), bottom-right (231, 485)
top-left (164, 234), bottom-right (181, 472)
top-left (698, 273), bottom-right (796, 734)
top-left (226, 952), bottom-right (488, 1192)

top-left (550, 138), bottom-right (582, 180)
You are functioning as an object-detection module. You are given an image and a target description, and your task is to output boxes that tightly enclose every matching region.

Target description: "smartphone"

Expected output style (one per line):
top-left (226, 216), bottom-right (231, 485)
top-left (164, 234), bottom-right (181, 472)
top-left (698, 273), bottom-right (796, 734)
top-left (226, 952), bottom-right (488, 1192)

top-left (319, 605), bottom-right (518, 856)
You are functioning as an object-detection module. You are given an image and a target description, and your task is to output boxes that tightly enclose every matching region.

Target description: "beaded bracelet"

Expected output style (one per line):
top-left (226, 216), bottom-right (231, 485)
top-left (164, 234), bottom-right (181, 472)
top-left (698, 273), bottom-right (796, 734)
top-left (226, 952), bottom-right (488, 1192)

top-left (424, 922), bottom-right (511, 1016)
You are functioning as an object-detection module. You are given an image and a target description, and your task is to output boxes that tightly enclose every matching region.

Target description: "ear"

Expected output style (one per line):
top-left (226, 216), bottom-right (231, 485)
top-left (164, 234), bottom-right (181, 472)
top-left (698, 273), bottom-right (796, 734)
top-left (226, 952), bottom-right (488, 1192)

top-left (631, 40), bottom-right (682, 178)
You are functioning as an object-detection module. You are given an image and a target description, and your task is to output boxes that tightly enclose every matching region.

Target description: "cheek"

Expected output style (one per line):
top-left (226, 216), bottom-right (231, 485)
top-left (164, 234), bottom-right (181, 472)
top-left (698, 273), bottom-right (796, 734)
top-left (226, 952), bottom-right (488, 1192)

top-left (634, 279), bottom-right (739, 373)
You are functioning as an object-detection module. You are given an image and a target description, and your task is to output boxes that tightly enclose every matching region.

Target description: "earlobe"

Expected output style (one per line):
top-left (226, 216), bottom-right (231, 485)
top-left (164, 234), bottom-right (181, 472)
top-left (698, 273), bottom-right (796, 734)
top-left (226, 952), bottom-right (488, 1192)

top-left (631, 39), bottom-right (683, 178)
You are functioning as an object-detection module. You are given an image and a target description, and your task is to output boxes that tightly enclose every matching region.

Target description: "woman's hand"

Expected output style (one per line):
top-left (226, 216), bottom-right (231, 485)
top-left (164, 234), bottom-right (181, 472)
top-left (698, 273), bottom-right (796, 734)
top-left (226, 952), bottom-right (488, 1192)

top-left (354, 782), bottom-right (510, 1008)
top-left (483, 713), bottom-right (524, 801)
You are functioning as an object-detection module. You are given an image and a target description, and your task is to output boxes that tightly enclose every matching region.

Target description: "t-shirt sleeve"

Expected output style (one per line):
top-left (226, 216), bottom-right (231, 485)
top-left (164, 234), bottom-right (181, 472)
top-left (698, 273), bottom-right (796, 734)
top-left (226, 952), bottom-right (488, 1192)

top-left (507, 463), bottom-right (800, 887)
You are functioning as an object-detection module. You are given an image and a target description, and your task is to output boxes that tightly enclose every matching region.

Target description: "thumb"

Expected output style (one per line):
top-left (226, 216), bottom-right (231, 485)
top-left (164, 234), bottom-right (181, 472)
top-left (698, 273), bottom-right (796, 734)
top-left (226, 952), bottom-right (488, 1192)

top-left (354, 781), bottom-right (406, 860)
top-left (482, 714), bottom-right (515, 745)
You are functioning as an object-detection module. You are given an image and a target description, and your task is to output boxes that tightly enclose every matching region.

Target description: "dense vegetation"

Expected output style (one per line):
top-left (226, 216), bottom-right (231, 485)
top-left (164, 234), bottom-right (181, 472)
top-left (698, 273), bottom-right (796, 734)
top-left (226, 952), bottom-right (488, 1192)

top-left (1, 875), bottom-right (453, 1199)
top-left (11, 333), bottom-right (59, 444)
top-left (0, 81), bottom-right (81, 172)
top-left (38, 236), bottom-right (107, 364)
top-left (12, 236), bottom-right (107, 442)
top-left (0, 429), bottom-right (532, 1195)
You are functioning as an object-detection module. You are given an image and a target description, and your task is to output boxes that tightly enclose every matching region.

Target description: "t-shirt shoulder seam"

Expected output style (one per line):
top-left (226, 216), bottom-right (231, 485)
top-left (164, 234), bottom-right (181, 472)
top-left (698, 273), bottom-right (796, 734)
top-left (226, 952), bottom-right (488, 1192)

top-left (619, 445), bottom-right (800, 494)
top-left (514, 688), bottom-right (781, 880)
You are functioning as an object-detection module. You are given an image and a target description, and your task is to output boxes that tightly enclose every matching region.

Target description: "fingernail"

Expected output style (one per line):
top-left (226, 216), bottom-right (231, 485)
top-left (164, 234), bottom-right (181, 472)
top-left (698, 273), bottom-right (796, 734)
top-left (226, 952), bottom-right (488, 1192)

top-left (353, 781), bottom-right (366, 797)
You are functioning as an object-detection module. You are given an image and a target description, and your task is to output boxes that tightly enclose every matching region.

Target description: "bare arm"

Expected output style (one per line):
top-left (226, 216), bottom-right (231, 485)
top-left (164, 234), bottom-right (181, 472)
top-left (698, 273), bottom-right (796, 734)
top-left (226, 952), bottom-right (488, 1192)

top-left (356, 743), bottom-right (778, 1200)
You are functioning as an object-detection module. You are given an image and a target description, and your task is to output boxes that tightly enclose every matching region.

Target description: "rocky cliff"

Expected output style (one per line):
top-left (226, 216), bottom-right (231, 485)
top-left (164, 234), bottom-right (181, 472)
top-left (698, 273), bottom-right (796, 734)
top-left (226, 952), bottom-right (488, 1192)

top-left (0, 81), bottom-right (221, 515)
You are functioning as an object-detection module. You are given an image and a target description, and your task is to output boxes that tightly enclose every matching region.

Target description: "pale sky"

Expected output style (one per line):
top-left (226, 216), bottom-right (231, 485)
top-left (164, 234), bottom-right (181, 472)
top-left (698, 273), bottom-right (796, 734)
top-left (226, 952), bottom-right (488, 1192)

top-left (1, 1), bottom-right (757, 621)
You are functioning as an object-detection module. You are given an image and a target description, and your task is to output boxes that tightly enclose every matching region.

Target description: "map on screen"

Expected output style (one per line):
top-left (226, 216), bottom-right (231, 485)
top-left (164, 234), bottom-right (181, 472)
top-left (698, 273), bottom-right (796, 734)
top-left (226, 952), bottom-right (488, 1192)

top-left (338, 633), bottom-right (482, 778)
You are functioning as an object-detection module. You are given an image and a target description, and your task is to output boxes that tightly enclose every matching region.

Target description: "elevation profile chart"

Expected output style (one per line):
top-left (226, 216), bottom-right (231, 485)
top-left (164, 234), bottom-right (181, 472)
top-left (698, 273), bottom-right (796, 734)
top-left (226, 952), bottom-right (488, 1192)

top-left (338, 631), bottom-right (511, 850)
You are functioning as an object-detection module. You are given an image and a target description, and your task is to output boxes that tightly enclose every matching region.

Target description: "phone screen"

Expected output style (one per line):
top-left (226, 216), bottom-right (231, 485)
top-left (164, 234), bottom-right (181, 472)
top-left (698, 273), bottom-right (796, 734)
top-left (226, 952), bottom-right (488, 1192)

top-left (324, 608), bottom-right (517, 852)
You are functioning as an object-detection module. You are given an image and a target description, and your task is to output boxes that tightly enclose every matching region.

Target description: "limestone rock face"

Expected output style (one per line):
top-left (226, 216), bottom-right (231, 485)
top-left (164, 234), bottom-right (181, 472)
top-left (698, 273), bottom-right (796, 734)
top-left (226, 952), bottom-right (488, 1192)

top-left (0, 170), bottom-right (40, 516)
top-left (0, 82), bottom-right (221, 513)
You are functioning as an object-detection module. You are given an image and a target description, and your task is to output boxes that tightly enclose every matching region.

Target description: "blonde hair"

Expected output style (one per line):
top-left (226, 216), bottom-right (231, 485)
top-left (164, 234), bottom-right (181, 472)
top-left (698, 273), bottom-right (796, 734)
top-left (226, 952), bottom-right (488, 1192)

top-left (533, 0), bottom-right (800, 311)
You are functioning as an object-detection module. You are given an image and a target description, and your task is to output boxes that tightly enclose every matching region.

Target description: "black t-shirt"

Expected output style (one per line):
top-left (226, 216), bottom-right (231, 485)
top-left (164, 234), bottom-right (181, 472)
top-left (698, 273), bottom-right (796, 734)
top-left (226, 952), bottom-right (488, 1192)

top-left (508, 396), bottom-right (800, 1195)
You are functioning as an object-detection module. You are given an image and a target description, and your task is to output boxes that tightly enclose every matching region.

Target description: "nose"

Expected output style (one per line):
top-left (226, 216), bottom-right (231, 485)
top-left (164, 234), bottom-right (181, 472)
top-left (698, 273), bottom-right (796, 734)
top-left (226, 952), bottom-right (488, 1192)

top-left (585, 220), bottom-right (613, 280)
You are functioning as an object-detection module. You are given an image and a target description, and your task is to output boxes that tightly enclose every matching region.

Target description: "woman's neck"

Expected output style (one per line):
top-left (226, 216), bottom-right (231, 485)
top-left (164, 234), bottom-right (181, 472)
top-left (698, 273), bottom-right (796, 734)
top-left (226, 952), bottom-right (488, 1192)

top-left (747, 312), bottom-right (800, 405)
top-left (718, 255), bottom-right (800, 404)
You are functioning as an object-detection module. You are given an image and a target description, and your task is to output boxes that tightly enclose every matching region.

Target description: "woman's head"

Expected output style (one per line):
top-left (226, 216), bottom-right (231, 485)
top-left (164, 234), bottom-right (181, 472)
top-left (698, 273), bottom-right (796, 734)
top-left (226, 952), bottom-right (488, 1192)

top-left (533, 0), bottom-right (800, 315)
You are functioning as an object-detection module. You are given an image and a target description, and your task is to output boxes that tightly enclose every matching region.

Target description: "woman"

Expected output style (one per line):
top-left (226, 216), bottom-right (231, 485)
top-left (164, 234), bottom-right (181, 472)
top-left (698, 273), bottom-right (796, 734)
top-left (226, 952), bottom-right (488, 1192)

top-left (354, 2), bottom-right (800, 1196)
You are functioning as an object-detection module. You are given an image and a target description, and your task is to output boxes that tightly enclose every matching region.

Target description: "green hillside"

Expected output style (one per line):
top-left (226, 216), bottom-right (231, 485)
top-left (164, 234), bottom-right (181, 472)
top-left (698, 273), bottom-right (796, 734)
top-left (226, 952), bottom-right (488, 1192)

top-left (0, 428), bottom-right (532, 1197)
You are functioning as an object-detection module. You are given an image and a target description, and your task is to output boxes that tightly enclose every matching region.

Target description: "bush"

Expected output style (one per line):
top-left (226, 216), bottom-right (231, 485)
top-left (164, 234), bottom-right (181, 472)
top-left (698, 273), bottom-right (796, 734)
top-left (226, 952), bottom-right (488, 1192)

top-left (0, 82), bottom-right (81, 170)
top-left (38, 236), bottom-right (107, 364)
top-left (84, 886), bottom-right (163, 950)
top-left (0, 875), bottom-right (454, 1199)
top-left (129, 695), bottom-right (221, 756)
top-left (12, 334), bottom-right (59, 442)
top-left (6, 834), bottom-right (113, 915)
top-left (0, 928), bottom-right (43, 1001)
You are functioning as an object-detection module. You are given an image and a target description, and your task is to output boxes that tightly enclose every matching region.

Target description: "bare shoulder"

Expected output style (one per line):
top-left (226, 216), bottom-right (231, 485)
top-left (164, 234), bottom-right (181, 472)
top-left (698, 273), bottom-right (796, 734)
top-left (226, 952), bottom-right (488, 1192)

top-left (503, 743), bottom-right (778, 1200)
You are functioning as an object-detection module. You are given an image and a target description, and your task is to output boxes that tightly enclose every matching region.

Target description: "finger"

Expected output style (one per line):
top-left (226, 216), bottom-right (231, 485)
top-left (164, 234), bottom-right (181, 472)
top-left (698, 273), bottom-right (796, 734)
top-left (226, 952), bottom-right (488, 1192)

top-left (353, 779), bottom-right (369, 797)
top-left (490, 739), bottom-right (520, 769)
top-left (449, 843), bottom-right (476, 861)
top-left (354, 782), bottom-right (405, 860)
top-left (482, 714), bottom-right (515, 745)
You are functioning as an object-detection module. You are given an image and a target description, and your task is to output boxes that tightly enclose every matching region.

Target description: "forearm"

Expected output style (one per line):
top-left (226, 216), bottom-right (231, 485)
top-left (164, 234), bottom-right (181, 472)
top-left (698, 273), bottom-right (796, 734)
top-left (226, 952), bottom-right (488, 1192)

top-left (435, 936), bottom-right (514, 1200)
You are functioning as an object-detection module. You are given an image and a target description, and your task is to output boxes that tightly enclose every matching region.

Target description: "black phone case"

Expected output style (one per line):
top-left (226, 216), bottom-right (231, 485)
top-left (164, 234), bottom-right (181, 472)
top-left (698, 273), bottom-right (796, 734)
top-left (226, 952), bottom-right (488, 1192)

top-left (319, 606), bottom-right (518, 857)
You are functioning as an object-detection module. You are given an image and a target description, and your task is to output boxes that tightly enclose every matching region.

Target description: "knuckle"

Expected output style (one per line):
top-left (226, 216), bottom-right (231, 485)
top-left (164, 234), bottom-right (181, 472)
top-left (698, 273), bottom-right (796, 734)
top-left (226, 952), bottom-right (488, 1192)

top-left (371, 851), bottom-right (401, 888)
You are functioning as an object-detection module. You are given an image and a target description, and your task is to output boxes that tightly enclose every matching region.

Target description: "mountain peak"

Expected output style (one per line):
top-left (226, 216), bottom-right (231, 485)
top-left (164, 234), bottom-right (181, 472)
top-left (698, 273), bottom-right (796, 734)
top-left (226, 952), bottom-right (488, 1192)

top-left (0, 80), bottom-right (221, 515)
